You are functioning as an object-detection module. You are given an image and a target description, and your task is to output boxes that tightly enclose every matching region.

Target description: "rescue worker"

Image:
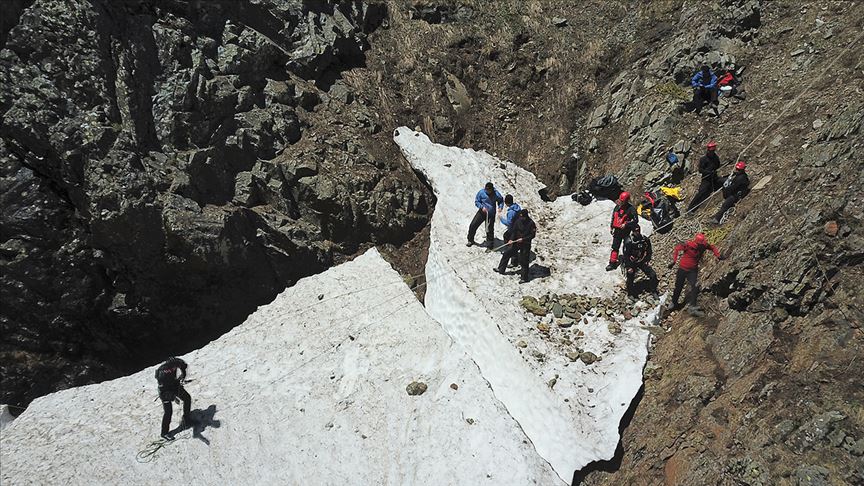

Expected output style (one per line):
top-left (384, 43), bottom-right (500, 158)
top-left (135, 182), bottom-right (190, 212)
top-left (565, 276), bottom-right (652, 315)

top-left (499, 194), bottom-right (522, 267)
top-left (690, 65), bottom-right (719, 115)
top-left (155, 356), bottom-right (193, 440)
top-left (467, 182), bottom-right (504, 248)
top-left (494, 208), bottom-right (536, 284)
top-left (621, 223), bottom-right (658, 297)
top-left (687, 141), bottom-right (722, 212)
top-left (606, 191), bottom-right (638, 271)
top-left (711, 161), bottom-right (750, 224)
top-left (668, 233), bottom-right (723, 316)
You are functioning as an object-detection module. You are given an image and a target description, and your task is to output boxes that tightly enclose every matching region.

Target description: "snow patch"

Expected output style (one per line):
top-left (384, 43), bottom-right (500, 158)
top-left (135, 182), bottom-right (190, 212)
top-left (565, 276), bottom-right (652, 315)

top-left (0, 249), bottom-right (562, 485)
top-left (394, 128), bottom-right (654, 480)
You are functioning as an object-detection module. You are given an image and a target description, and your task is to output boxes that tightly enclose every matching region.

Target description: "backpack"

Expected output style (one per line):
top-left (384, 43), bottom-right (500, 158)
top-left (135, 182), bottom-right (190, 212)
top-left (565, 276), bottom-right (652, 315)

top-left (587, 175), bottom-right (623, 201)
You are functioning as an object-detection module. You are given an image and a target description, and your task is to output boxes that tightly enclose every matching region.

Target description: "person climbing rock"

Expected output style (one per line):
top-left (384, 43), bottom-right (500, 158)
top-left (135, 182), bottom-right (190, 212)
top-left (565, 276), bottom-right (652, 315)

top-left (668, 232), bottom-right (723, 316)
top-left (687, 141), bottom-right (722, 212)
top-left (621, 223), bottom-right (658, 297)
top-left (467, 182), bottom-right (504, 248)
top-left (711, 161), bottom-right (750, 224)
top-left (606, 191), bottom-right (638, 271)
top-left (689, 65), bottom-right (719, 115)
top-left (499, 194), bottom-right (522, 267)
top-left (494, 208), bottom-right (536, 284)
top-left (155, 357), bottom-right (192, 440)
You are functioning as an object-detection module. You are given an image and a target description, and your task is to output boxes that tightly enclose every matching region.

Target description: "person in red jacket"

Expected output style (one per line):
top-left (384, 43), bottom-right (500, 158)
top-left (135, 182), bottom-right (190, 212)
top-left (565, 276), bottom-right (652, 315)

top-left (667, 232), bottom-right (723, 316)
top-left (606, 192), bottom-right (639, 271)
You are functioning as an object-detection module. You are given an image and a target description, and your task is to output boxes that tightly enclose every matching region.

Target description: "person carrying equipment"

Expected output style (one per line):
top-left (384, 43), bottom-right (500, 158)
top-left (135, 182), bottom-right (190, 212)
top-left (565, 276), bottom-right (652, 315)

top-left (155, 357), bottom-right (192, 440)
top-left (668, 233), bottom-right (723, 316)
top-left (711, 161), bottom-right (750, 224)
top-left (690, 65), bottom-right (719, 115)
top-left (499, 194), bottom-right (522, 266)
top-left (621, 223), bottom-right (658, 297)
top-left (467, 182), bottom-right (504, 248)
top-left (494, 209), bottom-right (536, 284)
top-left (606, 191), bottom-right (638, 271)
top-left (687, 141), bottom-right (722, 212)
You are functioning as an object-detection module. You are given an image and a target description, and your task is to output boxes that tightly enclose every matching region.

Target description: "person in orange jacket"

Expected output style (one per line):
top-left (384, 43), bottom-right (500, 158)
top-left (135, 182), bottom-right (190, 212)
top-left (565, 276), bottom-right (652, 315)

top-left (667, 232), bottom-right (724, 316)
top-left (606, 191), bottom-right (638, 271)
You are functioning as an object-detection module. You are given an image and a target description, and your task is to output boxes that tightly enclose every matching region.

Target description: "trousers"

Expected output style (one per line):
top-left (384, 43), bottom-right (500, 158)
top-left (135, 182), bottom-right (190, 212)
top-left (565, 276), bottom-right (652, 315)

top-left (468, 209), bottom-right (494, 244)
top-left (671, 268), bottom-right (699, 307)
top-left (161, 386), bottom-right (192, 435)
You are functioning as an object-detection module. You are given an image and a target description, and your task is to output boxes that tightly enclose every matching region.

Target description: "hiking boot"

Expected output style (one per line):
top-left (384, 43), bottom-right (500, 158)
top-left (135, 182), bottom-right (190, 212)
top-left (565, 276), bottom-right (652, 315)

top-left (466, 240), bottom-right (475, 247)
top-left (687, 305), bottom-right (704, 317)
top-left (493, 267), bottom-right (504, 274)
top-left (518, 278), bottom-right (530, 284)
top-left (605, 262), bottom-right (619, 271)
top-left (161, 433), bottom-right (175, 441)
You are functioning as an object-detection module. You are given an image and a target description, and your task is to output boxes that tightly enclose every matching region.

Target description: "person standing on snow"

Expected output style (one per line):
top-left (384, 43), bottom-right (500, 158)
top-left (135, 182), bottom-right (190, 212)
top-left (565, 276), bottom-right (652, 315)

top-left (494, 208), bottom-right (536, 284)
top-left (690, 65), bottom-right (719, 115)
top-left (499, 194), bottom-right (522, 267)
top-left (606, 191), bottom-right (638, 271)
top-left (621, 223), bottom-right (658, 297)
top-left (711, 161), bottom-right (750, 224)
top-left (467, 182), bottom-right (504, 248)
top-left (155, 357), bottom-right (192, 440)
top-left (668, 232), bottom-right (723, 316)
top-left (687, 141), bottom-right (722, 212)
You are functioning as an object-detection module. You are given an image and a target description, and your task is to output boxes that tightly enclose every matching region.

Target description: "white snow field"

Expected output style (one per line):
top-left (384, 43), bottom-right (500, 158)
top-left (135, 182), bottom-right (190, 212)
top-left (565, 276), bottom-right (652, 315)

top-left (394, 128), bottom-right (656, 480)
top-left (0, 249), bottom-right (563, 486)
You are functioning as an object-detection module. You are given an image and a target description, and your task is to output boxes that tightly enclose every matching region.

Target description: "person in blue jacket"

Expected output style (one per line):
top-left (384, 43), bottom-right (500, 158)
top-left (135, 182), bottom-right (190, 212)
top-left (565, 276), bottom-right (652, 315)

top-left (499, 194), bottom-right (522, 265)
top-left (467, 182), bottom-right (504, 248)
top-left (690, 65), bottom-right (719, 115)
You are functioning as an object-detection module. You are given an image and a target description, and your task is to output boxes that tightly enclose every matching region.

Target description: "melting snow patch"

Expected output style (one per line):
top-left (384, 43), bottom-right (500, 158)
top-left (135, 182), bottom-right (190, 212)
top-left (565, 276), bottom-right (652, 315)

top-left (0, 249), bottom-right (562, 485)
top-left (394, 128), bottom-right (655, 480)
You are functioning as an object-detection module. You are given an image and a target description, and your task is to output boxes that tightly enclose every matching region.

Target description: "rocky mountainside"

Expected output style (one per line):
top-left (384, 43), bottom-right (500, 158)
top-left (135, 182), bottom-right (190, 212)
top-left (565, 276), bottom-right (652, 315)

top-left (2, 0), bottom-right (863, 483)
top-left (1, 0), bottom-right (430, 408)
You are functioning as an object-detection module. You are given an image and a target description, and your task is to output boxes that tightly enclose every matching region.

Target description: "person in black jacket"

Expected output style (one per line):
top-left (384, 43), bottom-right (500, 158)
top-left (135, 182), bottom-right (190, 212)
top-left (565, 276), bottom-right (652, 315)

top-left (711, 161), bottom-right (750, 224)
top-left (155, 357), bottom-right (192, 440)
top-left (606, 192), bottom-right (638, 271)
top-left (621, 223), bottom-right (658, 297)
top-left (687, 141), bottom-right (722, 212)
top-left (494, 209), bottom-right (536, 283)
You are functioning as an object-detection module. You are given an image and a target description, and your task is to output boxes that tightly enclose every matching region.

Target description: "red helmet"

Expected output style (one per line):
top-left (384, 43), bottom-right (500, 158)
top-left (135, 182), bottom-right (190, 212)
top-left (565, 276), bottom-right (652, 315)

top-left (707, 141), bottom-right (717, 150)
top-left (735, 161), bottom-right (747, 170)
top-left (619, 191), bottom-right (630, 203)
top-left (694, 233), bottom-right (707, 245)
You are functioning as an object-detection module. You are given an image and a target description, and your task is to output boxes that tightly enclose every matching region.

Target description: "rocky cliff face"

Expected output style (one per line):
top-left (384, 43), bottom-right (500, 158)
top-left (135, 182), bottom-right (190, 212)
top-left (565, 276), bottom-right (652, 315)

top-left (0, 0), bottom-right (430, 408)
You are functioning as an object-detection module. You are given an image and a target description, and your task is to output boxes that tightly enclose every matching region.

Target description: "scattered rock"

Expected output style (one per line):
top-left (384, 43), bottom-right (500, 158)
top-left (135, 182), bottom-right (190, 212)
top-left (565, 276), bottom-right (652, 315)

top-left (557, 318), bottom-right (574, 328)
top-left (566, 351), bottom-right (580, 362)
top-left (812, 119), bottom-right (824, 130)
top-left (521, 296), bottom-right (547, 316)
top-left (516, 340), bottom-right (528, 348)
top-left (551, 302), bottom-right (564, 318)
top-left (406, 381), bottom-right (428, 396)
top-left (536, 323), bottom-right (551, 333)
top-left (824, 221), bottom-right (839, 237)
top-left (790, 49), bottom-right (806, 57)
top-left (579, 352), bottom-right (600, 365)
top-left (450, 383), bottom-right (459, 391)
top-left (551, 17), bottom-right (568, 27)
top-left (608, 322), bottom-right (622, 335)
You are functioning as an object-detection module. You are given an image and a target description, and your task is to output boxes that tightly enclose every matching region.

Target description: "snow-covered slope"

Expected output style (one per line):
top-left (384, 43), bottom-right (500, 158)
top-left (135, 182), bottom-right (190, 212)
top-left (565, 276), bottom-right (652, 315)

top-left (394, 128), bottom-right (655, 480)
top-left (0, 250), bottom-right (562, 485)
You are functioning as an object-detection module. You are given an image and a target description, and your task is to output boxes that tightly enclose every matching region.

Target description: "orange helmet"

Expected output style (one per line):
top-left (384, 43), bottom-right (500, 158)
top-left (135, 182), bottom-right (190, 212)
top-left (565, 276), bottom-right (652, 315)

top-left (694, 233), bottom-right (707, 245)
top-left (735, 161), bottom-right (747, 170)
top-left (707, 141), bottom-right (717, 150)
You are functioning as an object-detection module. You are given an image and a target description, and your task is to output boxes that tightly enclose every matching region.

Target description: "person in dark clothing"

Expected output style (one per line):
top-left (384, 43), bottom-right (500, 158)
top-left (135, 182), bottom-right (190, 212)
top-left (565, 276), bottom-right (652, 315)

top-left (711, 161), bottom-right (750, 224)
top-left (606, 191), bottom-right (638, 271)
top-left (668, 233), bottom-right (723, 316)
top-left (686, 141), bottom-right (722, 212)
top-left (689, 65), bottom-right (719, 115)
top-left (467, 182), bottom-right (504, 248)
top-left (621, 223), bottom-right (658, 297)
top-left (155, 357), bottom-right (192, 440)
top-left (494, 209), bottom-right (536, 283)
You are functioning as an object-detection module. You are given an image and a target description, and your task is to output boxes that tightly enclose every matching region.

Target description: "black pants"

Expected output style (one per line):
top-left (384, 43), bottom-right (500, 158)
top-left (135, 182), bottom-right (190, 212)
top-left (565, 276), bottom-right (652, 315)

top-left (687, 175), bottom-right (720, 212)
top-left (692, 87), bottom-right (718, 113)
top-left (625, 262), bottom-right (658, 296)
top-left (468, 209), bottom-right (494, 244)
top-left (161, 386), bottom-right (191, 435)
top-left (713, 194), bottom-right (740, 221)
top-left (671, 268), bottom-right (699, 307)
top-left (502, 229), bottom-right (517, 265)
top-left (498, 241), bottom-right (531, 280)
top-left (610, 228), bottom-right (630, 262)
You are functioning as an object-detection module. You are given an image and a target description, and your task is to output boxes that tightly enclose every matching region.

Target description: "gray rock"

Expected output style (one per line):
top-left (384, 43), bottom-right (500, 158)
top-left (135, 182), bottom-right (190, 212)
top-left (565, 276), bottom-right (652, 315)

top-left (579, 352), bottom-right (601, 364)
top-left (406, 381), bottom-right (428, 396)
top-left (551, 302), bottom-right (564, 318)
top-left (794, 465), bottom-right (830, 486)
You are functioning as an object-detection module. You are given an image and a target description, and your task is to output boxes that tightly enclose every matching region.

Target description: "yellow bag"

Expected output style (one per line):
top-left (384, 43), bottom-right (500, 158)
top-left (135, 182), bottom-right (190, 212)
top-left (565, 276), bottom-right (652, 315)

top-left (659, 186), bottom-right (684, 201)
